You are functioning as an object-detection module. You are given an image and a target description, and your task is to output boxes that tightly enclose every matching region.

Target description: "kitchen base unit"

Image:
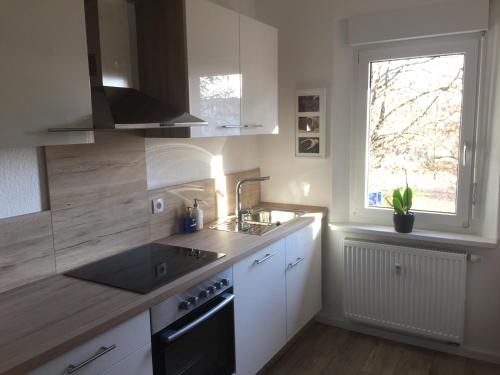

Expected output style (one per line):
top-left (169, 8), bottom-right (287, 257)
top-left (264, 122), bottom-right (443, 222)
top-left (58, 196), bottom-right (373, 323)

top-left (233, 222), bottom-right (322, 375)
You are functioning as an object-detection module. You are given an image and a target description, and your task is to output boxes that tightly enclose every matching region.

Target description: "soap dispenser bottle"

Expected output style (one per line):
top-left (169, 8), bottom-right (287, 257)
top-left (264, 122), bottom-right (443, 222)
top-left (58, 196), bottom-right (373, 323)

top-left (183, 207), bottom-right (197, 233)
top-left (192, 198), bottom-right (204, 230)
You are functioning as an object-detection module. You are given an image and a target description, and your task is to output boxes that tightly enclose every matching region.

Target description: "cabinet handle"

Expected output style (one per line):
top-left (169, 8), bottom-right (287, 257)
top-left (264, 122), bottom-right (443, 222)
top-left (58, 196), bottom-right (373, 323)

top-left (287, 257), bottom-right (305, 270)
top-left (220, 124), bottom-right (263, 129)
top-left (254, 253), bottom-right (274, 265)
top-left (462, 141), bottom-right (470, 167)
top-left (62, 345), bottom-right (117, 374)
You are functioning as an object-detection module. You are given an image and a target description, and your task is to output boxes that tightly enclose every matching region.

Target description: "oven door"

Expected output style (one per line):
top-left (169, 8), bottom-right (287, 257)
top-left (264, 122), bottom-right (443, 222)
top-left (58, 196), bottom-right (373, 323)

top-left (152, 292), bottom-right (235, 375)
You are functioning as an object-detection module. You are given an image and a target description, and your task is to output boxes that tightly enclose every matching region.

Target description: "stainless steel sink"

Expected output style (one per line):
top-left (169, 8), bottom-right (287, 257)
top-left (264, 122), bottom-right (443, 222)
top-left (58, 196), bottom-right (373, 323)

top-left (209, 208), bottom-right (305, 236)
top-left (243, 208), bottom-right (304, 225)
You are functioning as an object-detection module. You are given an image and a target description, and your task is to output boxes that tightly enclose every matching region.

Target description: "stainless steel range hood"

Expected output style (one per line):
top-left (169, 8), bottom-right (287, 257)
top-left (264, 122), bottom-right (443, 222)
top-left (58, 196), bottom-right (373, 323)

top-left (49, 86), bottom-right (206, 132)
top-left (50, 0), bottom-right (207, 133)
top-left (90, 86), bottom-right (207, 129)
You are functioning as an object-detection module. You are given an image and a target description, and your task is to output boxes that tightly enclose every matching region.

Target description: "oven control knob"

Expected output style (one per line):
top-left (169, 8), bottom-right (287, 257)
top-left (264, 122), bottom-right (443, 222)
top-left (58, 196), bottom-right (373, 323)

top-left (207, 286), bottom-right (216, 294)
top-left (187, 296), bottom-right (199, 305)
top-left (214, 282), bottom-right (222, 290)
top-left (179, 300), bottom-right (192, 310)
top-left (199, 290), bottom-right (209, 298)
top-left (221, 278), bottom-right (230, 286)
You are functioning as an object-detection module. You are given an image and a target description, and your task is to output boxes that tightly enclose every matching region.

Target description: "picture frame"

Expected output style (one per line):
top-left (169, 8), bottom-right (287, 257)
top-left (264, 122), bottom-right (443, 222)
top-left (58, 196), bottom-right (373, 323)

top-left (295, 89), bottom-right (326, 158)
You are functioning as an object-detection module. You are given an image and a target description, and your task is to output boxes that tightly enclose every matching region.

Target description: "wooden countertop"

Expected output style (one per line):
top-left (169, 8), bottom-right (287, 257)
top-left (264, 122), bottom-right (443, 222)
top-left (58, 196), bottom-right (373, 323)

top-left (258, 202), bottom-right (328, 218)
top-left (0, 215), bottom-right (315, 375)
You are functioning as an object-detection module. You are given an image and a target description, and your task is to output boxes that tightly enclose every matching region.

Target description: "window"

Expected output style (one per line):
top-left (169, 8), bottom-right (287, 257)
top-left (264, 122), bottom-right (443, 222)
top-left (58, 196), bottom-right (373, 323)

top-left (352, 35), bottom-right (481, 228)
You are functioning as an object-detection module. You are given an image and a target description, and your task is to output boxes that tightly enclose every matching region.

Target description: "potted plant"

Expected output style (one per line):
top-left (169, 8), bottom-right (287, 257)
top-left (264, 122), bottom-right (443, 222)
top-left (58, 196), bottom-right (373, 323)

top-left (387, 180), bottom-right (414, 233)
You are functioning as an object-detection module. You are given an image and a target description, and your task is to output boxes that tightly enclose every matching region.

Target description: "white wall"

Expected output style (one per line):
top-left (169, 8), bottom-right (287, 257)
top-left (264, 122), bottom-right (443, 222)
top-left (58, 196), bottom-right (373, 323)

top-left (255, 0), bottom-right (334, 208)
top-left (256, 0), bottom-right (500, 363)
top-left (0, 148), bottom-right (46, 219)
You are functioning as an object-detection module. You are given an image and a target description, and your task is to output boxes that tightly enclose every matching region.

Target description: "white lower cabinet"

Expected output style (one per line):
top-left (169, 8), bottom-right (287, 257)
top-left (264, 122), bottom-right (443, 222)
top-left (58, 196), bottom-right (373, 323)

top-left (285, 223), bottom-right (322, 339)
top-left (234, 222), bottom-right (322, 374)
top-left (28, 311), bottom-right (152, 375)
top-left (233, 240), bottom-right (287, 375)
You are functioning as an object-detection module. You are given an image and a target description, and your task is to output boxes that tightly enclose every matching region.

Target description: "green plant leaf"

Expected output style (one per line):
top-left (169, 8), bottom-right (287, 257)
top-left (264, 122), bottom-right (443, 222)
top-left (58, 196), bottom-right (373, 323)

top-left (403, 187), bottom-right (413, 211)
top-left (392, 189), bottom-right (404, 214)
top-left (393, 189), bottom-right (403, 204)
top-left (393, 198), bottom-right (404, 214)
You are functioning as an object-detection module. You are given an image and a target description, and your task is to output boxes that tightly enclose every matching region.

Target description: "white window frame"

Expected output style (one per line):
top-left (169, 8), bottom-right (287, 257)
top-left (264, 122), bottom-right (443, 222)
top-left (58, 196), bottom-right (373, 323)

top-left (350, 34), bottom-right (481, 230)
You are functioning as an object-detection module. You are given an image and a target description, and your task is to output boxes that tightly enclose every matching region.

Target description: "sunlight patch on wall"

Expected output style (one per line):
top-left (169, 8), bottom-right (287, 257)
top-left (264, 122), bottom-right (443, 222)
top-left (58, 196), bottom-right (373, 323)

top-left (211, 154), bottom-right (229, 218)
top-left (102, 75), bottom-right (129, 88)
top-left (302, 182), bottom-right (311, 197)
top-left (146, 141), bottom-right (215, 189)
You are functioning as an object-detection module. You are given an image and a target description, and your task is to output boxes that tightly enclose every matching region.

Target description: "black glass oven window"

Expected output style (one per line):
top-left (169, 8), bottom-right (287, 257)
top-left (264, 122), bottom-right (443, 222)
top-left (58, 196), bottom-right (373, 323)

top-left (153, 295), bottom-right (235, 375)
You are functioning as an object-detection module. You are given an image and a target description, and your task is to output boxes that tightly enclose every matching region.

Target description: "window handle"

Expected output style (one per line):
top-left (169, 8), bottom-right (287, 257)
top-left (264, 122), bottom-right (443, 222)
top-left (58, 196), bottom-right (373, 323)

top-left (462, 142), bottom-right (470, 167)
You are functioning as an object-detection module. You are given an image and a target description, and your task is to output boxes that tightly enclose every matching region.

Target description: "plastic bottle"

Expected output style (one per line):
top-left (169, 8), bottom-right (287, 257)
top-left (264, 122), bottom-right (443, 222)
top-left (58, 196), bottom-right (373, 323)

top-left (183, 207), bottom-right (197, 233)
top-left (192, 198), bottom-right (204, 230)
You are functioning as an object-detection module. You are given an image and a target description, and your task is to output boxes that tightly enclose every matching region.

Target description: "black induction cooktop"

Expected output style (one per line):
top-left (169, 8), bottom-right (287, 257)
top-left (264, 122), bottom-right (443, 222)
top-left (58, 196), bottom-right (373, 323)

top-left (64, 243), bottom-right (225, 294)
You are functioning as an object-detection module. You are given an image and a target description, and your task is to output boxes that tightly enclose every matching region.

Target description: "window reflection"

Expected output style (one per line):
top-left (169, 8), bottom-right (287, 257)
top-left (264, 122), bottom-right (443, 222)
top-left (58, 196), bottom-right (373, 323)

top-left (199, 74), bottom-right (241, 126)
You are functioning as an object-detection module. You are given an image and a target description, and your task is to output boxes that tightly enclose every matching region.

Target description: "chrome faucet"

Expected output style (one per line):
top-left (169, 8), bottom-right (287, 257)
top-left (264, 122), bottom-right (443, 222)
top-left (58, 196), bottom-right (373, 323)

top-left (236, 176), bottom-right (271, 228)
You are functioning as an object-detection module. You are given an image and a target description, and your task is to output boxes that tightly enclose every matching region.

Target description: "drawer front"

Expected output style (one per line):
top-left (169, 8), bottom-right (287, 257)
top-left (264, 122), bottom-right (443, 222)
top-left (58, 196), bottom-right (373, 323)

top-left (285, 223), bottom-right (314, 266)
top-left (99, 344), bottom-right (152, 375)
top-left (235, 239), bottom-right (285, 273)
top-left (29, 311), bottom-right (151, 375)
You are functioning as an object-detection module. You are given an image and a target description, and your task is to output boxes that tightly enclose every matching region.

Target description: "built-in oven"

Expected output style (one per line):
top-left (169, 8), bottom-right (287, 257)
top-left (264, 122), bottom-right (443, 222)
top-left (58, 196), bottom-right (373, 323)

top-left (150, 268), bottom-right (235, 375)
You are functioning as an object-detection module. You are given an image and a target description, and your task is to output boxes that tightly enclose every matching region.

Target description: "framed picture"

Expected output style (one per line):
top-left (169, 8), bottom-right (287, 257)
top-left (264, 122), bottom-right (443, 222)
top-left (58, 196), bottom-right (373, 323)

top-left (296, 89), bottom-right (326, 157)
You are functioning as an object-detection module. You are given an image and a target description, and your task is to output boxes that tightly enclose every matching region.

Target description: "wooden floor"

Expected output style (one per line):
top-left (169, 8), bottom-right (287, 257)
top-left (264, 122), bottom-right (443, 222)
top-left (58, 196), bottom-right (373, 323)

top-left (261, 323), bottom-right (500, 375)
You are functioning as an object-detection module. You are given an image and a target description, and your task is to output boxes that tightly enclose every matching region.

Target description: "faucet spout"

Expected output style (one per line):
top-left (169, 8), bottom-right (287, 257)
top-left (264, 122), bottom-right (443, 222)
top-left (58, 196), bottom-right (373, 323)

top-left (236, 176), bottom-right (271, 228)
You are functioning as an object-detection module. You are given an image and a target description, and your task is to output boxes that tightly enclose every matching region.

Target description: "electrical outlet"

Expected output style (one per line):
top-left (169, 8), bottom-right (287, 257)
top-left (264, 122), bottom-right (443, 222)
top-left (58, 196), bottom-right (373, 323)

top-left (152, 198), bottom-right (164, 214)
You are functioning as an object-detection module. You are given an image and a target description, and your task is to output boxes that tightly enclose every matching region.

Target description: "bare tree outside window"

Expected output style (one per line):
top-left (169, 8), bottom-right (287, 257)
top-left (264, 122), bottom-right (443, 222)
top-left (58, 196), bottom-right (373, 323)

top-left (366, 54), bottom-right (465, 214)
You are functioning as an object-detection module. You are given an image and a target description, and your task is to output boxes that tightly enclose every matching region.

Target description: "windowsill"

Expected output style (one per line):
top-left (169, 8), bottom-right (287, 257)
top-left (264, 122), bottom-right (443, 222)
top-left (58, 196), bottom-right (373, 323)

top-left (329, 222), bottom-right (498, 249)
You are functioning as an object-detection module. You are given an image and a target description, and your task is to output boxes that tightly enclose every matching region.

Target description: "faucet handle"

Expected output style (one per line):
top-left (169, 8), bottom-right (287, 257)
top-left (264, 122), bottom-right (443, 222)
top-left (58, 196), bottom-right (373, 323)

top-left (240, 208), bottom-right (253, 215)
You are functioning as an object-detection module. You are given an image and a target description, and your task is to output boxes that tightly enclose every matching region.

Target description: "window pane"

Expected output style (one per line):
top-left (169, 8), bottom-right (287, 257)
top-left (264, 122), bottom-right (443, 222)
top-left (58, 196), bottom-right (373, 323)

top-left (366, 54), bottom-right (465, 214)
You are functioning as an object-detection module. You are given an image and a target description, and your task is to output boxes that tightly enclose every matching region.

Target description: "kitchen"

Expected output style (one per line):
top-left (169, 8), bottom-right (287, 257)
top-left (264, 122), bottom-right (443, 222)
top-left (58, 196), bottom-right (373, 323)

top-left (0, 0), bottom-right (499, 374)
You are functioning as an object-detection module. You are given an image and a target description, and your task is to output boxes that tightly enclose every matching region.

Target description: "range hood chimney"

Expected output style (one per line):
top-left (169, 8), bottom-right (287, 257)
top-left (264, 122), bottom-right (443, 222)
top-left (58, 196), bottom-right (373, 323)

top-left (83, 0), bottom-right (207, 130)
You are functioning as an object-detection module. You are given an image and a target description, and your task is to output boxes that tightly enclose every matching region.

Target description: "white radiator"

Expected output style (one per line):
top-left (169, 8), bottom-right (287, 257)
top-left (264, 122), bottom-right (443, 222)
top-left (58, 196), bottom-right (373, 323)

top-left (343, 239), bottom-right (467, 343)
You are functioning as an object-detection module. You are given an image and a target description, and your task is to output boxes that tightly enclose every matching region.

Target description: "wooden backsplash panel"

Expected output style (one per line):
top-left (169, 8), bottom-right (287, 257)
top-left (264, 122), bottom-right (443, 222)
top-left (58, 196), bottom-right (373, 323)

top-left (0, 211), bottom-right (55, 293)
top-left (46, 132), bottom-right (150, 272)
top-left (149, 178), bottom-right (217, 241)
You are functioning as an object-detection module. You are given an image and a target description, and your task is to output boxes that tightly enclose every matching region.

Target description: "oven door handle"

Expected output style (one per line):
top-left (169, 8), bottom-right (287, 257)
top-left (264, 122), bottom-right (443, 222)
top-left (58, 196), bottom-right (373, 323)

top-left (160, 292), bottom-right (235, 344)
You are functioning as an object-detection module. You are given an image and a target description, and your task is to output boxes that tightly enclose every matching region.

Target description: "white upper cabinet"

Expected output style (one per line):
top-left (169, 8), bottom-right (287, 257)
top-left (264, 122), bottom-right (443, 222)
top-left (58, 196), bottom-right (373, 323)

top-left (186, 0), bottom-right (242, 137)
top-left (0, 0), bottom-right (94, 148)
top-left (183, 0), bottom-right (278, 137)
top-left (240, 15), bottom-right (278, 135)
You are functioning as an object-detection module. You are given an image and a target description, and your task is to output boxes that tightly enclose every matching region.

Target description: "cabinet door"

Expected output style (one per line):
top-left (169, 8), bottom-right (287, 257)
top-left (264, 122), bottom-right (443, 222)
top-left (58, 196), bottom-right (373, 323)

top-left (285, 223), bottom-right (322, 339)
top-left (233, 240), bottom-right (286, 375)
top-left (240, 15), bottom-right (278, 135)
top-left (185, 0), bottom-right (241, 137)
top-left (0, 0), bottom-right (94, 147)
top-left (28, 312), bottom-right (151, 375)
